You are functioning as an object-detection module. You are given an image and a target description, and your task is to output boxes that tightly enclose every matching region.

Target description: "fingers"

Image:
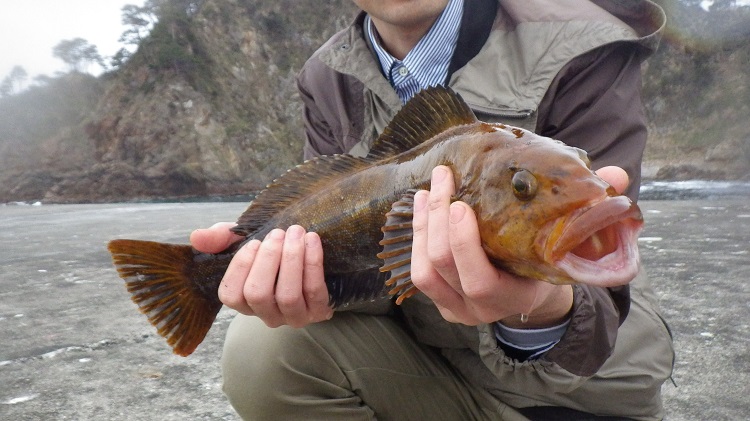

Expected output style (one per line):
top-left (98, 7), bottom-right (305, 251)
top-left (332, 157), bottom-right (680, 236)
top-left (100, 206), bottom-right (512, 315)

top-left (411, 167), bottom-right (469, 320)
top-left (446, 201), bottom-right (505, 323)
top-left (445, 204), bottom-right (557, 323)
top-left (190, 222), bottom-right (243, 253)
top-left (217, 225), bottom-right (331, 328)
top-left (411, 166), bottom-right (567, 326)
top-left (302, 232), bottom-right (333, 322)
top-left (275, 227), bottom-right (333, 327)
top-left (410, 190), bottom-right (436, 284)
top-left (244, 229), bottom-right (286, 327)
top-left (425, 167), bottom-right (461, 289)
top-left (595, 166), bottom-right (629, 194)
top-left (218, 239), bottom-right (261, 315)
top-left (274, 226), bottom-right (308, 327)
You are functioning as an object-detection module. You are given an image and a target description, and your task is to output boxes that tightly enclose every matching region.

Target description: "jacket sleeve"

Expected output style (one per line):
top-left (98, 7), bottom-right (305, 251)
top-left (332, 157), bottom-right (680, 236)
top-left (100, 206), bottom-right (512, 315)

top-left (297, 56), bottom-right (366, 160)
top-left (298, 73), bottom-right (338, 160)
top-left (529, 43), bottom-right (648, 375)
top-left (537, 42), bottom-right (648, 202)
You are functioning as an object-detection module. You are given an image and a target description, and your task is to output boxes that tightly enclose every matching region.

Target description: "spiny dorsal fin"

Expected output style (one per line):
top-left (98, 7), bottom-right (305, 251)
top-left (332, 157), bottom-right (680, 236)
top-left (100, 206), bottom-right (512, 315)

top-left (232, 154), bottom-right (372, 236)
top-left (367, 86), bottom-right (477, 160)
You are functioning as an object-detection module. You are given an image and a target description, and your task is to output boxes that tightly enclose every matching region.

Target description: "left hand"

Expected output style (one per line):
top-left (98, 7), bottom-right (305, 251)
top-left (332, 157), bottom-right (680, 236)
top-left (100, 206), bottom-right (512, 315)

top-left (190, 223), bottom-right (332, 328)
top-left (409, 165), bottom-right (629, 328)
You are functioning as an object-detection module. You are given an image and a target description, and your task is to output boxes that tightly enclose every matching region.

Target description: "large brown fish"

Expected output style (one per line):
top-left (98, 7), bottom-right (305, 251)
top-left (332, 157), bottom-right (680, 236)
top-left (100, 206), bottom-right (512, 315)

top-left (108, 86), bottom-right (643, 356)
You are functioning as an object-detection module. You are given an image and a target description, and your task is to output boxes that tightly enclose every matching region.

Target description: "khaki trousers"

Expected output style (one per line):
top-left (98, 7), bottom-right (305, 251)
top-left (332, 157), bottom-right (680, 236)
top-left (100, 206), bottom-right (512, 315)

top-left (221, 312), bottom-right (528, 421)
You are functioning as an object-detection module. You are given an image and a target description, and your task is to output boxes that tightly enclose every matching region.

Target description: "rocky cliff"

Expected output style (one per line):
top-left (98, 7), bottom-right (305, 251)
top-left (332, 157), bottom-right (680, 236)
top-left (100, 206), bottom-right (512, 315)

top-left (0, 0), bottom-right (748, 203)
top-left (1, 0), bottom-right (359, 203)
top-left (641, 0), bottom-right (750, 181)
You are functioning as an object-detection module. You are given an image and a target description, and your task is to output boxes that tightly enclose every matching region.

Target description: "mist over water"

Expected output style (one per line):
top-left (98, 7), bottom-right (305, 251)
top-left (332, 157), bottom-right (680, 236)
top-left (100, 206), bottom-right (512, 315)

top-left (639, 180), bottom-right (750, 200)
top-left (2, 181), bottom-right (748, 206)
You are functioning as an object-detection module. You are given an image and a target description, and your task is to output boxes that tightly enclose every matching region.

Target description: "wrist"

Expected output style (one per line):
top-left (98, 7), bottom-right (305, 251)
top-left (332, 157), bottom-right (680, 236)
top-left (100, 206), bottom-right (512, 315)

top-left (500, 285), bottom-right (574, 329)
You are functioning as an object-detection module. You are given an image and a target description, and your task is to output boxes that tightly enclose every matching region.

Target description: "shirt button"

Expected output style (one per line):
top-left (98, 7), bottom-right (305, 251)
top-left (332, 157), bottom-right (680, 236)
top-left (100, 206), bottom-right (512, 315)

top-left (398, 67), bottom-right (409, 76)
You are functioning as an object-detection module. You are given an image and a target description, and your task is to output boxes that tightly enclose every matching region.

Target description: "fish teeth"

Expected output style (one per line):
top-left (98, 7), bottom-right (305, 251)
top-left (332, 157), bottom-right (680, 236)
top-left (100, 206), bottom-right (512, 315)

top-left (589, 231), bottom-right (604, 257)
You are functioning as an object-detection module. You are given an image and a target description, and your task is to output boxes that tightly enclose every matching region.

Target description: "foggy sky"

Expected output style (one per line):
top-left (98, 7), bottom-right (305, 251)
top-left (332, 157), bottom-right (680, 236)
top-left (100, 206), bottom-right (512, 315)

top-left (0, 1), bottom-right (145, 83)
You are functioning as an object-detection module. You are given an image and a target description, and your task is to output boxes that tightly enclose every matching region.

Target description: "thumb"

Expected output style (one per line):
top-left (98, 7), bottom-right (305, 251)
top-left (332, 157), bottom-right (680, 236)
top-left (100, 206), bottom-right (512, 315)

top-left (595, 166), bottom-right (629, 195)
top-left (189, 222), bottom-right (242, 253)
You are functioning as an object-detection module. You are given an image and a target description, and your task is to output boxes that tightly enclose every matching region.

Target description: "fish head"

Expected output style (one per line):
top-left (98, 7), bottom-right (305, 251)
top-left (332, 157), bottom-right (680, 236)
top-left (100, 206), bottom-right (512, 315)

top-left (464, 128), bottom-right (643, 287)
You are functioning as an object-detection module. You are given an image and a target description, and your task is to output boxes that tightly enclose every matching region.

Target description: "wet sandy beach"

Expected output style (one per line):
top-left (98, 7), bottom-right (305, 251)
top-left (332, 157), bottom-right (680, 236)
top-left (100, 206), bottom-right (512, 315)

top-left (1, 199), bottom-right (748, 420)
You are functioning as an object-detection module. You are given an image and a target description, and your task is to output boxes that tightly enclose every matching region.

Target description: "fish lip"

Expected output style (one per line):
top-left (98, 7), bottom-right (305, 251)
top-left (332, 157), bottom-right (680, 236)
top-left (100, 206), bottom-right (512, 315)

top-left (542, 196), bottom-right (644, 287)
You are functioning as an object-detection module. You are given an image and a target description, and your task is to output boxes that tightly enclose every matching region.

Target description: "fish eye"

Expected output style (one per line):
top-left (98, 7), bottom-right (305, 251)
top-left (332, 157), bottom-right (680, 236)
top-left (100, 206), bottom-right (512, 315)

top-left (511, 169), bottom-right (538, 200)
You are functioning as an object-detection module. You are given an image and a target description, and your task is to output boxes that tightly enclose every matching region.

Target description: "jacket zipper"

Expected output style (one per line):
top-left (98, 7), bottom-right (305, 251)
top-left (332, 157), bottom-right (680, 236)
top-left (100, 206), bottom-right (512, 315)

top-left (467, 102), bottom-right (535, 120)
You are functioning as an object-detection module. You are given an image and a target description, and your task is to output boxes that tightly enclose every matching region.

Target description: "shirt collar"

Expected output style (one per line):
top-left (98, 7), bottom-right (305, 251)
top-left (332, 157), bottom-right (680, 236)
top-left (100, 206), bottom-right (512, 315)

top-left (365, 0), bottom-right (463, 103)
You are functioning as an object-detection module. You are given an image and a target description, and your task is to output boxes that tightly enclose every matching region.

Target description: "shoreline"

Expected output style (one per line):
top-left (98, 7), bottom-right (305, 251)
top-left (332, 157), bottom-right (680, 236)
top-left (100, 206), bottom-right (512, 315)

top-left (1, 200), bottom-right (748, 420)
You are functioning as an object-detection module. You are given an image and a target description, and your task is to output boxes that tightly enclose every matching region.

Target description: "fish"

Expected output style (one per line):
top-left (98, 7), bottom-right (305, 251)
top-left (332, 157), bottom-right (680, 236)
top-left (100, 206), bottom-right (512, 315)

top-left (108, 86), bottom-right (643, 356)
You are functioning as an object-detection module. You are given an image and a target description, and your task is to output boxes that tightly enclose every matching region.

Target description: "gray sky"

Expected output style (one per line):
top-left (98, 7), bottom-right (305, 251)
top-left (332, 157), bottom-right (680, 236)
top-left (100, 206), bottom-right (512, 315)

top-left (0, 0), bottom-right (145, 82)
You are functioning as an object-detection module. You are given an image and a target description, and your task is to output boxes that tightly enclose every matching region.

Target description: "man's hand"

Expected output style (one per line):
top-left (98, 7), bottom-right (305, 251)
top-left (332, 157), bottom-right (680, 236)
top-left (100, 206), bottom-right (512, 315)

top-left (190, 165), bottom-right (629, 330)
top-left (595, 165), bottom-right (629, 195)
top-left (410, 165), bottom-right (629, 329)
top-left (190, 223), bottom-right (333, 328)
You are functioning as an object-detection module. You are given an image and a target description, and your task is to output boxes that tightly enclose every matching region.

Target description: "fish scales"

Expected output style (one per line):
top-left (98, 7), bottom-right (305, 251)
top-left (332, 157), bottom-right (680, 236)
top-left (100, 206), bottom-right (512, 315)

top-left (108, 86), bottom-right (643, 356)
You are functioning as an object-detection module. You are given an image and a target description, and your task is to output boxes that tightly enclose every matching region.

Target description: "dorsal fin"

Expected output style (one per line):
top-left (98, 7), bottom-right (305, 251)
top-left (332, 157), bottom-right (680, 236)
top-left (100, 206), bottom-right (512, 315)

top-left (367, 86), bottom-right (477, 160)
top-left (232, 154), bottom-right (371, 236)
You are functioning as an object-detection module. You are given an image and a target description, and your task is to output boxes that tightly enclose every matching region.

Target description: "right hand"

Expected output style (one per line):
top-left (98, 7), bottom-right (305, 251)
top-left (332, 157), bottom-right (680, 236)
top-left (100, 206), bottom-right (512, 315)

top-left (190, 223), bottom-right (333, 328)
top-left (410, 167), bottom-right (573, 328)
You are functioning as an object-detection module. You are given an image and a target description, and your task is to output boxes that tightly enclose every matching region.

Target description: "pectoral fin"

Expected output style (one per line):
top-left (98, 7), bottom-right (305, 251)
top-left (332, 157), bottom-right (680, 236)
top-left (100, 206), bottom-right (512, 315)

top-left (378, 190), bottom-right (420, 304)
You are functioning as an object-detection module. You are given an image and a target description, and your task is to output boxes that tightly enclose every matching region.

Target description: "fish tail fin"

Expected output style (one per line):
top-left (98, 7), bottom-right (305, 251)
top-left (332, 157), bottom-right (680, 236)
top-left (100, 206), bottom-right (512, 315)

top-left (107, 239), bottom-right (228, 356)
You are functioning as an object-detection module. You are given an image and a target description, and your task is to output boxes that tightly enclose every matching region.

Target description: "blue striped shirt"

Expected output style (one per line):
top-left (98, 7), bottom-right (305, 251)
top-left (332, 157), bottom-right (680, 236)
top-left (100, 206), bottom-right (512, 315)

top-left (494, 319), bottom-right (571, 360)
top-left (365, 0), bottom-right (463, 104)
top-left (366, 0), bottom-right (569, 360)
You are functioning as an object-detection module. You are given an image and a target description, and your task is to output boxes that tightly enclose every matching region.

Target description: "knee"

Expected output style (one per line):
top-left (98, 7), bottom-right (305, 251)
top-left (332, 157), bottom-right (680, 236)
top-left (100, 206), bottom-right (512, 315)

top-left (221, 315), bottom-right (287, 416)
top-left (220, 315), bottom-right (343, 419)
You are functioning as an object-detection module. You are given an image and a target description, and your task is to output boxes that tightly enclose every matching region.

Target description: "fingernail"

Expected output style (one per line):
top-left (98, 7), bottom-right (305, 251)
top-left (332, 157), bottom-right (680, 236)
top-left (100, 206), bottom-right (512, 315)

top-left (414, 190), bottom-right (428, 212)
top-left (304, 232), bottom-right (321, 248)
top-left (449, 202), bottom-right (466, 224)
top-left (287, 225), bottom-right (304, 240)
top-left (266, 229), bottom-right (285, 241)
top-left (210, 222), bottom-right (227, 230)
top-left (432, 166), bottom-right (447, 184)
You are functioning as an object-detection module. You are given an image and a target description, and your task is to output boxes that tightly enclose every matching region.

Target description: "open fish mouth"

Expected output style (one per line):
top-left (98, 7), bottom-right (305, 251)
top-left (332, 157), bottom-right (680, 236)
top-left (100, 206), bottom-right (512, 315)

top-left (543, 196), bottom-right (644, 287)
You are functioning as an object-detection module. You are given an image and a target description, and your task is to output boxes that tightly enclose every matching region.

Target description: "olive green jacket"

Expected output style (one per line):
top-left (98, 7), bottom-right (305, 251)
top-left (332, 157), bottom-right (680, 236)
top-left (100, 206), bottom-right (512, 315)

top-left (296, 0), bottom-right (673, 419)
